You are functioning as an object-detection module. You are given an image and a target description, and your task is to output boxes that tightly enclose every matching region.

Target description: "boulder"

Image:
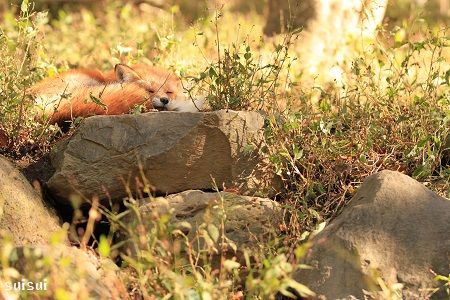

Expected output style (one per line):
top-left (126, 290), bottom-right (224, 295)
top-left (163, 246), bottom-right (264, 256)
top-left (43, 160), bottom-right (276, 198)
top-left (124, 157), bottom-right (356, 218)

top-left (0, 244), bottom-right (125, 299)
top-left (294, 170), bottom-right (450, 299)
top-left (47, 111), bottom-right (280, 204)
top-left (0, 155), bottom-right (64, 246)
top-left (118, 190), bottom-right (284, 257)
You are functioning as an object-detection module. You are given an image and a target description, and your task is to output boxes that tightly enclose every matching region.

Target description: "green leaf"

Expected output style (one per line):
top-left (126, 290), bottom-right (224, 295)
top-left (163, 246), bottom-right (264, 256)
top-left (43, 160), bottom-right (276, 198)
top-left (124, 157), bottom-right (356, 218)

top-left (294, 242), bottom-right (311, 259)
top-left (417, 135), bottom-right (431, 148)
top-left (444, 69), bottom-right (450, 85)
top-left (292, 27), bottom-right (303, 35)
top-left (359, 154), bottom-right (367, 163)
top-left (434, 275), bottom-right (450, 282)
top-left (207, 224), bottom-right (219, 243)
top-left (21, 0), bottom-right (29, 13)
top-left (293, 144), bottom-right (303, 160)
top-left (223, 259), bottom-right (240, 271)
top-left (208, 67), bottom-right (218, 78)
top-left (184, 289), bottom-right (201, 300)
top-left (55, 288), bottom-right (70, 300)
top-left (98, 235), bottom-right (110, 258)
top-left (412, 164), bottom-right (430, 179)
top-left (89, 93), bottom-right (107, 110)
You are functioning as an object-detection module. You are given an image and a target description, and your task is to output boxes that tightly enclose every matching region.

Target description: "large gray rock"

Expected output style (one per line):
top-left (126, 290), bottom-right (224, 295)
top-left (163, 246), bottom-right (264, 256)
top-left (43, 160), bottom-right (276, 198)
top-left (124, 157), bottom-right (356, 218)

top-left (119, 190), bottom-right (284, 258)
top-left (0, 156), bottom-right (64, 246)
top-left (47, 111), bottom-right (280, 204)
top-left (294, 170), bottom-right (450, 299)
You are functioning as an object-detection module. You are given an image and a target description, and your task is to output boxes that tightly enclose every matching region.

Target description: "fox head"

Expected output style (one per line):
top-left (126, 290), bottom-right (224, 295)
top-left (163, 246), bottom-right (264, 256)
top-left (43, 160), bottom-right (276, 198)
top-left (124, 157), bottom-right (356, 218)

top-left (114, 64), bottom-right (203, 112)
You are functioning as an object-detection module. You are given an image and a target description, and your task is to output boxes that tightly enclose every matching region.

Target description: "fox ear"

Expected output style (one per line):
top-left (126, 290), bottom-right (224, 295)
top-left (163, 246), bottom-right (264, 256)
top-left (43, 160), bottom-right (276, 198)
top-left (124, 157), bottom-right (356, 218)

top-left (115, 64), bottom-right (141, 82)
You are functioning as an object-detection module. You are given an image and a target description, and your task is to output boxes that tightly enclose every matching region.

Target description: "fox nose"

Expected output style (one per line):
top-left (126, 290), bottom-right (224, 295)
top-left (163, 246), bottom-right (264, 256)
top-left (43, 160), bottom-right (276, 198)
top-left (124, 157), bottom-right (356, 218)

top-left (160, 97), bottom-right (169, 105)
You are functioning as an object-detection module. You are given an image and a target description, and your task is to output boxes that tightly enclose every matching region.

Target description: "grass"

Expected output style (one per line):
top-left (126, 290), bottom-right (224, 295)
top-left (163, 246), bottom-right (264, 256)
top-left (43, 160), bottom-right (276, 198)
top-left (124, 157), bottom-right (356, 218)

top-left (0, 2), bottom-right (53, 155)
top-left (0, 0), bottom-right (449, 299)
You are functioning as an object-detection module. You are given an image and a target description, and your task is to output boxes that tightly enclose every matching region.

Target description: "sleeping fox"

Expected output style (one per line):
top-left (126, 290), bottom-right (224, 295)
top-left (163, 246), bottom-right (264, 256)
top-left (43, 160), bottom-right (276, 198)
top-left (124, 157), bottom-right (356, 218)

top-left (28, 63), bottom-right (203, 125)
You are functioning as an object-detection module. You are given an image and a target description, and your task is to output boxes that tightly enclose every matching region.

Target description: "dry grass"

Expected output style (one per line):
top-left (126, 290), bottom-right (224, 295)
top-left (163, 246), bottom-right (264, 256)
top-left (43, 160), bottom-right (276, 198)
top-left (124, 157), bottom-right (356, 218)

top-left (0, 0), bottom-right (448, 298)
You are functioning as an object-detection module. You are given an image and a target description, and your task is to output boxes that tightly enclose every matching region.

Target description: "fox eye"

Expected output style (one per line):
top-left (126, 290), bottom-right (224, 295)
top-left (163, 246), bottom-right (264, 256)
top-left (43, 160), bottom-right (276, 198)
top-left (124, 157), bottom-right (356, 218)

top-left (167, 91), bottom-right (173, 94)
top-left (147, 88), bottom-right (156, 93)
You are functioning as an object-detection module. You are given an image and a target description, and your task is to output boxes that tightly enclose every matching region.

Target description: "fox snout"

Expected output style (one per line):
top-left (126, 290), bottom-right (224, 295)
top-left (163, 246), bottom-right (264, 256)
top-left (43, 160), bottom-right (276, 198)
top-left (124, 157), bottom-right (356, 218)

top-left (152, 95), bottom-right (174, 110)
top-left (151, 94), bottom-right (204, 112)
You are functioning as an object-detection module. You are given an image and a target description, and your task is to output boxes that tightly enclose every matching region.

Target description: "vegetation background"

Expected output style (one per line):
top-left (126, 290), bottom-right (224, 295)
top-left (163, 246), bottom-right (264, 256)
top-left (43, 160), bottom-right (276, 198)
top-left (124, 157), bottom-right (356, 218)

top-left (0, 0), bottom-right (448, 299)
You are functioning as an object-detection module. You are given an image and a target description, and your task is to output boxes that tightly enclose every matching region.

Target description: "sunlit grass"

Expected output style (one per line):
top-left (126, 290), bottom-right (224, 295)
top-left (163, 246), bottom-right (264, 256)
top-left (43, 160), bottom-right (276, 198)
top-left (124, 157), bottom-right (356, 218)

top-left (0, 0), bottom-right (449, 298)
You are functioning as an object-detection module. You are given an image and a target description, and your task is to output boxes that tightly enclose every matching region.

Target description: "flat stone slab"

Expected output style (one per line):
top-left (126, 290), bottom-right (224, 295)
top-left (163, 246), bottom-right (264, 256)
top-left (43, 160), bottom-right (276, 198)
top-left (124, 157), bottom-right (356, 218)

top-left (47, 110), bottom-right (280, 204)
top-left (118, 190), bottom-right (284, 258)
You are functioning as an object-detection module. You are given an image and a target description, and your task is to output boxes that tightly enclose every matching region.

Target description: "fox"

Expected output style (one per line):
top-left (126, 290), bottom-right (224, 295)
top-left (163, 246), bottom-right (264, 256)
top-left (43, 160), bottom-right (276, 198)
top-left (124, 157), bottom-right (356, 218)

top-left (27, 63), bottom-right (203, 125)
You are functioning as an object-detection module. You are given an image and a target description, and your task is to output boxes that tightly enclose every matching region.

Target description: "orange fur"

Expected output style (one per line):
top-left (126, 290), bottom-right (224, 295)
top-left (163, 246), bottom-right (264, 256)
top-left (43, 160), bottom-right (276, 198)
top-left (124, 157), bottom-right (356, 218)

top-left (27, 68), bottom-right (107, 97)
top-left (27, 64), bottom-right (200, 126)
top-left (48, 82), bottom-right (151, 124)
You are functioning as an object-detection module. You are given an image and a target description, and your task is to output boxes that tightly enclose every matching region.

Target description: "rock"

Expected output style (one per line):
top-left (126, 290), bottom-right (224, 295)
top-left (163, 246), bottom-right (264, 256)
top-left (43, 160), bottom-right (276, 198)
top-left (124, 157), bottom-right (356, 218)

top-left (0, 244), bottom-right (126, 299)
top-left (0, 155), bottom-right (65, 246)
top-left (118, 190), bottom-right (284, 258)
top-left (294, 170), bottom-right (450, 299)
top-left (47, 110), bottom-right (280, 204)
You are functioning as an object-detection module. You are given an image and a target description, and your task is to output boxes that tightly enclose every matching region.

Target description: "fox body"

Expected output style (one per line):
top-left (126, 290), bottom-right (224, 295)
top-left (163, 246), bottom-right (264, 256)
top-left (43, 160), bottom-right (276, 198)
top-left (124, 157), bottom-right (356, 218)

top-left (28, 64), bottom-right (202, 125)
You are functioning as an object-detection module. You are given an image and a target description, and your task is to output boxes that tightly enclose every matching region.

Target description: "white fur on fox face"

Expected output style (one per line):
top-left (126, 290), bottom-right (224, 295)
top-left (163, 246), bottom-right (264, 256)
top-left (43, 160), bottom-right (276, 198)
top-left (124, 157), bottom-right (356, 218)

top-left (151, 95), bottom-right (178, 110)
top-left (171, 96), bottom-right (205, 112)
top-left (152, 95), bottom-right (204, 112)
